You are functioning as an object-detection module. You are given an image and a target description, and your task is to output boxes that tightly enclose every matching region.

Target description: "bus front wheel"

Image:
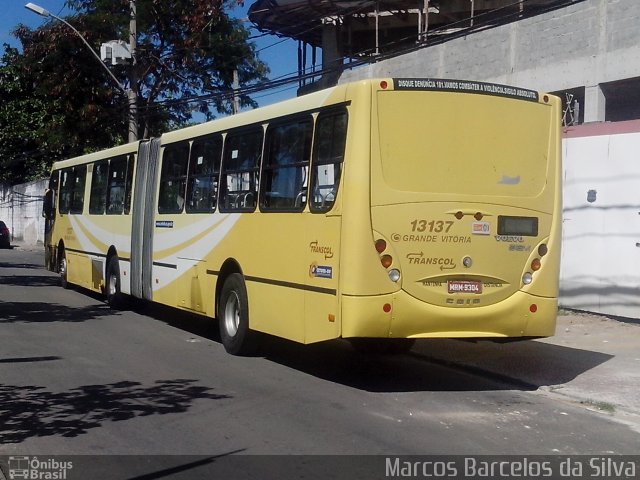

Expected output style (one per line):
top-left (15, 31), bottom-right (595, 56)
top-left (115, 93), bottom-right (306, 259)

top-left (218, 273), bottom-right (259, 356)
top-left (59, 249), bottom-right (69, 289)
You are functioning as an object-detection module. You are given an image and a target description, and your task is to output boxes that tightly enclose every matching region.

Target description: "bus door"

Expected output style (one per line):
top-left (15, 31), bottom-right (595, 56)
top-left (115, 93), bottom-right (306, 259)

top-left (130, 137), bottom-right (161, 301)
top-left (43, 171), bottom-right (60, 271)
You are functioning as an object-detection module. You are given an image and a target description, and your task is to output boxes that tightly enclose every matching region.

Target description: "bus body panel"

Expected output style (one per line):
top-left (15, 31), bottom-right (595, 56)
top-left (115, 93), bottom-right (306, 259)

top-left (341, 291), bottom-right (557, 339)
top-left (303, 212), bottom-right (342, 343)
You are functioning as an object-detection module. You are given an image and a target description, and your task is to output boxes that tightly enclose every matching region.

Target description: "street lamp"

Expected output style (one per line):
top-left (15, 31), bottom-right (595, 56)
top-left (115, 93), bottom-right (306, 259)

top-left (25, 2), bottom-right (138, 142)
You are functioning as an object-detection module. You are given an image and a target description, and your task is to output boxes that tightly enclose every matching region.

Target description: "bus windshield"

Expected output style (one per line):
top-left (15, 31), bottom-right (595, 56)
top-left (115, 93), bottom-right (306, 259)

top-left (377, 90), bottom-right (552, 197)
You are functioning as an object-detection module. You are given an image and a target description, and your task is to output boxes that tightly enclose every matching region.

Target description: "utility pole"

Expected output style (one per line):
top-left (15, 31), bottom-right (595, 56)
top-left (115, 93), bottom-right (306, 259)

top-left (26, 2), bottom-right (138, 142)
top-left (232, 69), bottom-right (240, 114)
top-left (128, 0), bottom-right (138, 142)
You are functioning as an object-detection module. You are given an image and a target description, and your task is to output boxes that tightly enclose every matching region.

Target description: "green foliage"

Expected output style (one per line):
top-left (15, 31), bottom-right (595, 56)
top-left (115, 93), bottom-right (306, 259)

top-left (0, 0), bottom-right (268, 185)
top-left (0, 46), bottom-right (66, 183)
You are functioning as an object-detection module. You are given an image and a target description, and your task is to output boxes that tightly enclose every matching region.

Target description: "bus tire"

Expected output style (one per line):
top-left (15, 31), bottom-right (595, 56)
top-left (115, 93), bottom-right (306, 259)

top-left (59, 248), bottom-right (69, 289)
top-left (218, 273), bottom-right (259, 356)
top-left (106, 256), bottom-right (125, 309)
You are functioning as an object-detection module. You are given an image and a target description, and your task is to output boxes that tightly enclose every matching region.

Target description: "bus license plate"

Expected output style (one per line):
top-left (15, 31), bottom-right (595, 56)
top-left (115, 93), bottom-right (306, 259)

top-left (447, 280), bottom-right (482, 294)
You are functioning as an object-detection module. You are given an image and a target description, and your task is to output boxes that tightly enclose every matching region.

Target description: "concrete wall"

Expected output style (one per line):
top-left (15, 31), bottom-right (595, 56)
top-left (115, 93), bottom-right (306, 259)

top-left (339, 0), bottom-right (640, 122)
top-left (0, 179), bottom-right (47, 245)
top-left (561, 122), bottom-right (640, 319)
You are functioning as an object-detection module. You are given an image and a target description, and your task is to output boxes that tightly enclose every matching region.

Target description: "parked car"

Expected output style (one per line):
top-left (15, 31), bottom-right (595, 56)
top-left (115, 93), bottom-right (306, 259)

top-left (0, 221), bottom-right (11, 248)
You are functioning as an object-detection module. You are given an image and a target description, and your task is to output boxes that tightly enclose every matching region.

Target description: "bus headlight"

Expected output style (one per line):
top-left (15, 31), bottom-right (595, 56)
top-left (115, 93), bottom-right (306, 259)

top-left (388, 269), bottom-right (401, 283)
top-left (522, 272), bottom-right (533, 285)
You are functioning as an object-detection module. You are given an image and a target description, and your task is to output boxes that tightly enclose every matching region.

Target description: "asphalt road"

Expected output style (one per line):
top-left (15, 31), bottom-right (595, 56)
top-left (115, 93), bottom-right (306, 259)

top-left (0, 247), bottom-right (638, 478)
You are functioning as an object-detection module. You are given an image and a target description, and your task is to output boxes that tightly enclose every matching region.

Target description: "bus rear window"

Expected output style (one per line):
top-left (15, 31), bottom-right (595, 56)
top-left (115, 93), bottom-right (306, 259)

top-left (377, 91), bottom-right (551, 197)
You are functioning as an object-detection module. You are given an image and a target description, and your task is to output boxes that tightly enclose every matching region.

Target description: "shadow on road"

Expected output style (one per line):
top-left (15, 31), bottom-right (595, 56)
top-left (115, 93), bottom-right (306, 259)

top-left (133, 302), bottom-right (220, 341)
top-left (135, 304), bottom-right (614, 395)
top-left (262, 335), bottom-right (612, 394)
top-left (0, 261), bottom-right (42, 270)
top-left (0, 379), bottom-right (231, 444)
top-left (0, 301), bottom-right (114, 323)
top-left (0, 356), bottom-right (62, 364)
top-left (0, 275), bottom-right (59, 287)
top-left (0, 259), bottom-right (59, 287)
top-left (410, 337), bottom-right (615, 393)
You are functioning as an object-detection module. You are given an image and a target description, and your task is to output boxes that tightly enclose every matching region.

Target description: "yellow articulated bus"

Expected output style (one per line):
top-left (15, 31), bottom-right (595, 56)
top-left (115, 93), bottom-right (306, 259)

top-left (43, 78), bottom-right (562, 355)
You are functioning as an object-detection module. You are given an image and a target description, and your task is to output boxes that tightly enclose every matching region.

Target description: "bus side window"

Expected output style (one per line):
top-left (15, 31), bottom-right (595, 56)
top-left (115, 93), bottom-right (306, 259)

top-left (186, 134), bottom-right (222, 214)
top-left (260, 117), bottom-right (312, 212)
top-left (158, 142), bottom-right (190, 214)
top-left (59, 168), bottom-right (74, 214)
top-left (107, 155), bottom-right (128, 215)
top-left (70, 165), bottom-right (87, 214)
top-left (220, 127), bottom-right (263, 213)
top-left (89, 160), bottom-right (109, 214)
top-left (310, 110), bottom-right (348, 213)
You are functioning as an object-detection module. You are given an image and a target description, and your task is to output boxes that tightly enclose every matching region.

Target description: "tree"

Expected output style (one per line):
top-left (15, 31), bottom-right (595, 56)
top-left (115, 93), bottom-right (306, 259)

top-left (0, 0), bottom-right (268, 185)
top-left (0, 46), bottom-right (66, 184)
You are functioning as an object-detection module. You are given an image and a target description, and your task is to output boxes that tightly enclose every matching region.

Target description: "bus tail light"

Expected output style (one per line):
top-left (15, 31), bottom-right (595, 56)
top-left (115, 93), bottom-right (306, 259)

top-left (375, 239), bottom-right (387, 253)
top-left (523, 243), bottom-right (548, 286)
top-left (374, 237), bottom-right (401, 283)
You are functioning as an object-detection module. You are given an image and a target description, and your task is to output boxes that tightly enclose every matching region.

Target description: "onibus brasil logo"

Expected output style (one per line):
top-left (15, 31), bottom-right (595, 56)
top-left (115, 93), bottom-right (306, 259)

top-left (7, 456), bottom-right (73, 480)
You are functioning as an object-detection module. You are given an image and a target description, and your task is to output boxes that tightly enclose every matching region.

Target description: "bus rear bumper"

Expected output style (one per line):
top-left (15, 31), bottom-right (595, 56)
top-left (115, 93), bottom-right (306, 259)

top-left (341, 291), bottom-right (557, 339)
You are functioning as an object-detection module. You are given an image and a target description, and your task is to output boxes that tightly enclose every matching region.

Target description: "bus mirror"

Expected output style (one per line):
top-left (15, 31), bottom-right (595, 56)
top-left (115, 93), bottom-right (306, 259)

top-left (43, 189), bottom-right (54, 219)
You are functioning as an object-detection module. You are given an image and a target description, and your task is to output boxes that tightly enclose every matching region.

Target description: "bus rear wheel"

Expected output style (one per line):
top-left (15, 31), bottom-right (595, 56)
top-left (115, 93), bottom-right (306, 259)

top-left (218, 273), bottom-right (259, 356)
top-left (106, 257), bottom-right (125, 309)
